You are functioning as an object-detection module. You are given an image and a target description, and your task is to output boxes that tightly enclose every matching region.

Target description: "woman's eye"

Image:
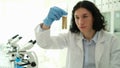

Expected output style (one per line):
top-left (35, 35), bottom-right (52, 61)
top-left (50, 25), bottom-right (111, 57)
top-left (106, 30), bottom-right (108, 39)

top-left (75, 17), bottom-right (79, 19)
top-left (83, 16), bottom-right (88, 18)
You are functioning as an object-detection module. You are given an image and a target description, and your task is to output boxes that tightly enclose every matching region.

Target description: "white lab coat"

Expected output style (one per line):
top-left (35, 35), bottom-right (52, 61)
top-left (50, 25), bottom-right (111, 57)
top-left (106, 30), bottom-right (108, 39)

top-left (34, 25), bottom-right (120, 68)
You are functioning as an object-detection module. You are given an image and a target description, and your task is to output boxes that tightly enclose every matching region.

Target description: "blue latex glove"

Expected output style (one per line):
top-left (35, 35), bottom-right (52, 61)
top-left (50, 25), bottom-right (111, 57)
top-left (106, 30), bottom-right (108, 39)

top-left (43, 6), bottom-right (68, 26)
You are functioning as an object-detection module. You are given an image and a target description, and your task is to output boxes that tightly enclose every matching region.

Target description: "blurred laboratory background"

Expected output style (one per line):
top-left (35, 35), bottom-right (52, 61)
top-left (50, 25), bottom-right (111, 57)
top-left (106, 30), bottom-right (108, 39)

top-left (0, 0), bottom-right (120, 68)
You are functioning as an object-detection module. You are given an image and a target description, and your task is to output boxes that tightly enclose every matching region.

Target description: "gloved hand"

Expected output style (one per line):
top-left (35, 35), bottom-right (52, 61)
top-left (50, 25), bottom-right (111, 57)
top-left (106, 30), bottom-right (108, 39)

top-left (43, 6), bottom-right (68, 26)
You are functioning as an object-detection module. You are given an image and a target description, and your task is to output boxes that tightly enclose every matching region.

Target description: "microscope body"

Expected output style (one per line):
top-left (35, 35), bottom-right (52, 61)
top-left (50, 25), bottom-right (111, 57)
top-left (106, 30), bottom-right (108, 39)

top-left (5, 34), bottom-right (38, 68)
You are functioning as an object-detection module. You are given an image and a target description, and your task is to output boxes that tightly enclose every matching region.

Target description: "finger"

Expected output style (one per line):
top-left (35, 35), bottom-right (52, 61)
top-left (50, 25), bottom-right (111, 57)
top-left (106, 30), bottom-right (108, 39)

top-left (54, 6), bottom-right (68, 16)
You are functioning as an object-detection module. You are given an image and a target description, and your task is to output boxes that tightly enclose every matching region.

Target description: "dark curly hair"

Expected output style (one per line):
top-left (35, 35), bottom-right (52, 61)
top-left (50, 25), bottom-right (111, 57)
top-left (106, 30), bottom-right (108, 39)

top-left (70, 1), bottom-right (106, 33)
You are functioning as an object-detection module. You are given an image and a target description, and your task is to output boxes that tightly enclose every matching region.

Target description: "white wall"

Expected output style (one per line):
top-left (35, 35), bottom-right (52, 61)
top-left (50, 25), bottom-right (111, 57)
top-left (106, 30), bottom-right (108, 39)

top-left (0, 0), bottom-right (47, 43)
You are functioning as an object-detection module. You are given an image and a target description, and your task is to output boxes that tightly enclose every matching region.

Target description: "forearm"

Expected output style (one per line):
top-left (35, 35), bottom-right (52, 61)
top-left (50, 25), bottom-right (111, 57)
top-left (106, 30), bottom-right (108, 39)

top-left (34, 24), bottom-right (68, 49)
top-left (40, 23), bottom-right (50, 30)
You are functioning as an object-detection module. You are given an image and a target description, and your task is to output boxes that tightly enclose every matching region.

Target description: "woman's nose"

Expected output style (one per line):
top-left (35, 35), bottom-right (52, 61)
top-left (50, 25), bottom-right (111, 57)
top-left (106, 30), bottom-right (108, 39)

top-left (78, 18), bottom-right (84, 25)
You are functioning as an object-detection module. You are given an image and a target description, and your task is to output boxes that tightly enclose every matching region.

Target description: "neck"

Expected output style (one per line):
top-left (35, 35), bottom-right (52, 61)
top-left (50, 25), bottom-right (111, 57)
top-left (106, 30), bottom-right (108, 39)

top-left (82, 30), bottom-right (96, 41)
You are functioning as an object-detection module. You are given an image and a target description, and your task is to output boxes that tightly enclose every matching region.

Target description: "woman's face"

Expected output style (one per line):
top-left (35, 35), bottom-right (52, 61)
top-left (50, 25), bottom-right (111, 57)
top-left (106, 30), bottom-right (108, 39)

top-left (74, 8), bottom-right (94, 34)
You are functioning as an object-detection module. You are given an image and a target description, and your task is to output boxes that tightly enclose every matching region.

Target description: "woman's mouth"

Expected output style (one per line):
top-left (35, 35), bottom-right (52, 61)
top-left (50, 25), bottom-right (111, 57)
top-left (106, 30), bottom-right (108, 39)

top-left (80, 26), bottom-right (86, 29)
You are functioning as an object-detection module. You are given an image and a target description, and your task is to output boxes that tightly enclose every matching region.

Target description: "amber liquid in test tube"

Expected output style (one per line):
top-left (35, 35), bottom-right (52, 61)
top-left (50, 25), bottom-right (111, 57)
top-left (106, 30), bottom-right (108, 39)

top-left (62, 16), bottom-right (67, 29)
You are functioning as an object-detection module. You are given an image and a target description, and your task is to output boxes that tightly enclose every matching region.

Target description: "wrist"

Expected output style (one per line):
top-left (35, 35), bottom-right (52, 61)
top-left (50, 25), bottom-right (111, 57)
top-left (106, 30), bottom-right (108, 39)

top-left (43, 17), bottom-right (54, 26)
top-left (40, 23), bottom-right (50, 30)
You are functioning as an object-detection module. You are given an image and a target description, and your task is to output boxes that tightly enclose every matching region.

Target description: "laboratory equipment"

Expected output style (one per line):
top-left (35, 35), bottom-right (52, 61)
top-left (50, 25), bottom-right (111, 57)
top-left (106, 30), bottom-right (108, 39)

top-left (3, 34), bottom-right (38, 68)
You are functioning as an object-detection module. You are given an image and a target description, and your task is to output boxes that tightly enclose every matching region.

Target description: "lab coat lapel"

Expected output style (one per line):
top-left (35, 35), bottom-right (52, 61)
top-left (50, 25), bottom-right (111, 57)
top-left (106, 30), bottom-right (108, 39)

top-left (76, 34), bottom-right (84, 67)
top-left (95, 30), bottom-right (105, 68)
top-left (76, 34), bottom-right (83, 52)
top-left (95, 41), bottom-right (104, 65)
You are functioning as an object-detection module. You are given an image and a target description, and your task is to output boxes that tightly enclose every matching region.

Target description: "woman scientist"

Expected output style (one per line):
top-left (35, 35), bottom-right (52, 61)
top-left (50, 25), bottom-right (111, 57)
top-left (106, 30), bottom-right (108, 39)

top-left (34, 1), bottom-right (120, 68)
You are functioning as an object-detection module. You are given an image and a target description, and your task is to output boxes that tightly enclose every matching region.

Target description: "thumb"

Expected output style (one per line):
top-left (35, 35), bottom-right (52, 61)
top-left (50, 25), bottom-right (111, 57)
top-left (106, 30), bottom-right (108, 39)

top-left (62, 11), bottom-right (68, 16)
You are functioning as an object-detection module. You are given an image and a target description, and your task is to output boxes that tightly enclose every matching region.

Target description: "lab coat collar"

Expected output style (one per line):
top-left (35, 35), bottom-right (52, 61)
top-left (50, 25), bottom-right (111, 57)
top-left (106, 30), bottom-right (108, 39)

top-left (76, 31), bottom-right (100, 48)
top-left (97, 30), bottom-right (106, 43)
top-left (76, 33), bottom-right (84, 51)
top-left (82, 31), bottom-right (99, 44)
top-left (76, 30), bottom-right (106, 48)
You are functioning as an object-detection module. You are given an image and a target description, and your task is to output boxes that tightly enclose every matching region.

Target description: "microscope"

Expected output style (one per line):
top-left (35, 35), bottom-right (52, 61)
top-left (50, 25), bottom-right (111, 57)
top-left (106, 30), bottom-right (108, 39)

top-left (5, 34), bottom-right (38, 68)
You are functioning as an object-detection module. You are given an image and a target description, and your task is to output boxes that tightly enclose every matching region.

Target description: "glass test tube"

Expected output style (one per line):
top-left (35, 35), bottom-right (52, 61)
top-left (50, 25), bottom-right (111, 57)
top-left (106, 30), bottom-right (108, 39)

top-left (62, 16), bottom-right (67, 29)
